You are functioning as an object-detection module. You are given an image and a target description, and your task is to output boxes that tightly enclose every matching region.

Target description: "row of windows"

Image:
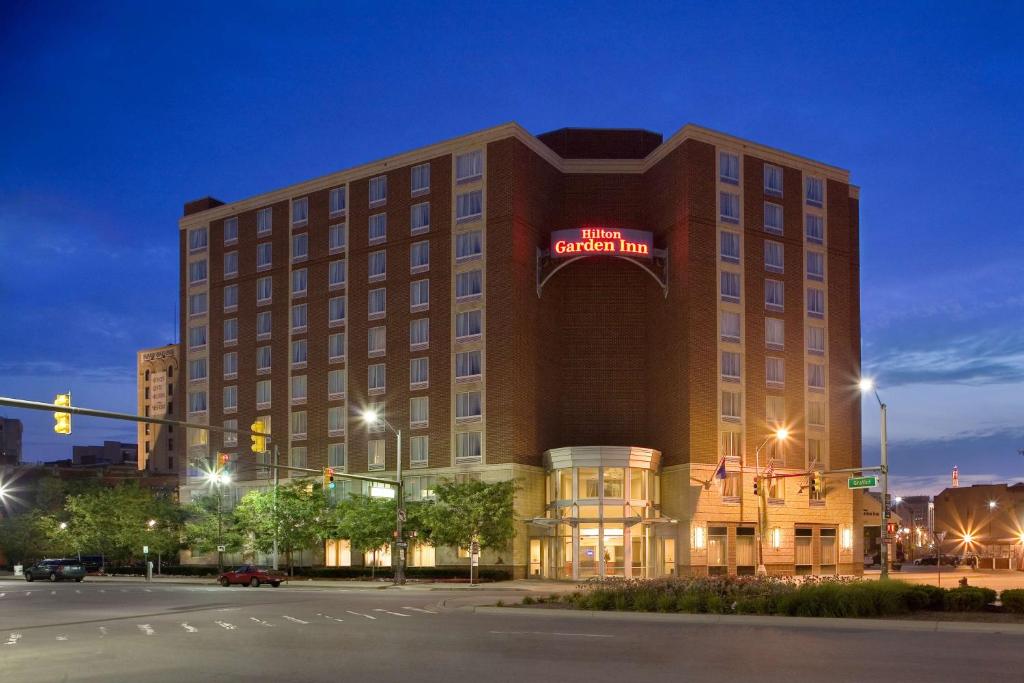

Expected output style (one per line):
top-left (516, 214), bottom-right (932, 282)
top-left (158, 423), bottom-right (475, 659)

top-left (719, 233), bottom-right (825, 280)
top-left (721, 352), bottom-right (826, 388)
top-left (719, 313), bottom-right (825, 353)
top-left (719, 274), bottom-right (826, 317)
top-left (718, 152), bottom-right (824, 207)
top-left (719, 196), bottom-right (825, 244)
top-left (721, 391), bottom-right (828, 427)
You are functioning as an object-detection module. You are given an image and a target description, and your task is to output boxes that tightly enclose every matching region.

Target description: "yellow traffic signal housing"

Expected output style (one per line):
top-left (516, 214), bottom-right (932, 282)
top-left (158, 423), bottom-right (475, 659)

top-left (53, 393), bottom-right (72, 434)
top-left (250, 420), bottom-right (266, 453)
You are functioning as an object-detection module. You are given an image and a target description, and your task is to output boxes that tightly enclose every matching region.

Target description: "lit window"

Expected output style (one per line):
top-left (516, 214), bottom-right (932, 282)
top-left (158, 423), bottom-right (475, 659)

top-left (292, 233), bottom-right (308, 262)
top-left (807, 326), bottom-right (825, 355)
top-left (456, 270), bottom-right (482, 300)
top-left (223, 351), bottom-right (238, 378)
top-left (411, 202), bottom-right (430, 233)
top-left (806, 214), bottom-right (824, 244)
top-left (720, 231), bottom-right (740, 263)
top-left (764, 241), bottom-right (784, 273)
top-left (223, 284), bottom-right (238, 311)
top-left (456, 309), bottom-right (482, 339)
top-left (410, 279), bottom-right (429, 311)
top-left (764, 164), bottom-right (783, 195)
top-left (410, 318), bottom-right (429, 350)
top-left (291, 376), bottom-right (307, 404)
top-left (411, 163), bottom-right (430, 195)
top-left (292, 268), bottom-right (307, 297)
top-left (808, 401), bottom-right (825, 427)
top-left (410, 357), bottom-right (429, 387)
top-left (257, 276), bottom-right (273, 304)
top-left (292, 197), bottom-right (308, 226)
top-left (256, 311), bottom-right (271, 339)
top-left (455, 350), bottom-right (481, 380)
top-left (368, 250), bottom-right (386, 281)
top-left (329, 187), bottom-right (346, 216)
top-left (721, 352), bottom-right (741, 381)
top-left (764, 202), bottom-right (783, 234)
top-left (223, 217), bottom-right (238, 244)
top-left (328, 369), bottom-right (345, 398)
top-left (257, 242), bottom-right (272, 270)
top-left (456, 391), bottom-right (481, 421)
top-left (719, 152), bottom-right (739, 184)
top-left (765, 318), bottom-right (784, 349)
top-left (410, 241), bottom-right (430, 272)
top-left (291, 303), bottom-right (308, 332)
top-left (188, 292), bottom-right (207, 317)
top-left (721, 390), bottom-right (742, 421)
top-left (329, 223), bottom-right (347, 252)
top-left (257, 207), bottom-right (273, 235)
top-left (456, 190), bottom-right (482, 222)
top-left (291, 339), bottom-right (307, 367)
top-left (807, 288), bottom-right (825, 318)
top-left (223, 385), bottom-right (238, 413)
top-left (223, 318), bottom-right (238, 345)
top-left (188, 227), bottom-right (208, 252)
top-left (256, 380), bottom-right (271, 408)
top-left (368, 326), bottom-right (386, 356)
top-left (369, 176), bottom-right (387, 206)
top-left (410, 396), bottom-right (429, 427)
top-left (455, 150), bottom-right (483, 182)
top-left (455, 431), bottom-right (482, 461)
top-left (256, 346), bottom-right (272, 374)
top-left (368, 363), bottom-right (386, 393)
top-left (720, 311), bottom-right (741, 342)
top-left (189, 260), bottom-right (207, 285)
top-left (720, 271), bottom-right (741, 303)
top-left (224, 251), bottom-right (238, 278)
top-left (368, 288), bottom-right (386, 319)
top-left (765, 279), bottom-right (784, 310)
top-left (410, 436), bottom-right (428, 466)
top-left (368, 439), bottom-right (385, 470)
top-left (369, 213), bottom-right (387, 243)
top-left (329, 296), bottom-right (347, 326)
top-left (328, 406), bottom-right (345, 436)
top-left (806, 177), bottom-right (824, 207)
top-left (329, 260), bottom-right (347, 289)
top-left (807, 252), bottom-right (825, 281)
top-left (328, 442), bottom-right (346, 469)
top-left (329, 333), bottom-right (345, 361)
top-left (766, 357), bottom-right (784, 387)
top-left (808, 363), bottom-right (826, 390)
top-left (719, 192), bottom-right (740, 223)
top-left (807, 438), bottom-right (823, 468)
top-left (456, 231), bottom-right (482, 260)
top-left (720, 431), bottom-right (741, 458)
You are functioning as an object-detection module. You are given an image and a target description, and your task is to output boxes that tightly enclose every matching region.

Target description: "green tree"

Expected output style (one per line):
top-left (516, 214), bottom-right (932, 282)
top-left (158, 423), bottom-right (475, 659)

top-left (422, 479), bottom-right (516, 577)
top-left (233, 482), bottom-right (331, 574)
top-left (332, 494), bottom-right (397, 578)
top-left (183, 493), bottom-right (243, 558)
top-left (0, 514), bottom-right (54, 565)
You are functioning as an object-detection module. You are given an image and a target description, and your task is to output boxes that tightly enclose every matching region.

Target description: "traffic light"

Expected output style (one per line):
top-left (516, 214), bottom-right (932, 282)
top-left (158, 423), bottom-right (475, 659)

top-left (327, 468), bottom-right (335, 490)
top-left (53, 393), bottom-right (72, 434)
top-left (809, 471), bottom-right (823, 496)
top-left (753, 477), bottom-right (759, 497)
top-left (218, 452), bottom-right (231, 468)
top-left (250, 420), bottom-right (266, 453)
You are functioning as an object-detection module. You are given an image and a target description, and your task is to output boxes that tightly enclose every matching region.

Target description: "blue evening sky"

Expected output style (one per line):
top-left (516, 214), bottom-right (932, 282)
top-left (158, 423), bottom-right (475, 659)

top-left (1, 2), bottom-right (1021, 496)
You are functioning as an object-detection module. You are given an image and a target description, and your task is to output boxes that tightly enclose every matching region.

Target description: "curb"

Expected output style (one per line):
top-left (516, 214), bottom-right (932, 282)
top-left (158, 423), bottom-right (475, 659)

top-left (472, 606), bottom-right (1024, 635)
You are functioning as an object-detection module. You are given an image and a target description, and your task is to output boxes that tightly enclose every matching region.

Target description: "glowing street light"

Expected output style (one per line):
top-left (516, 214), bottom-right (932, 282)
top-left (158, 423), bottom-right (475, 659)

top-left (59, 522), bottom-right (68, 530)
top-left (988, 500), bottom-right (998, 510)
top-left (963, 533), bottom-right (974, 544)
top-left (755, 427), bottom-right (789, 575)
top-left (360, 407), bottom-right (406, 586)
top-left (147, 519), bottom-right (157, 528)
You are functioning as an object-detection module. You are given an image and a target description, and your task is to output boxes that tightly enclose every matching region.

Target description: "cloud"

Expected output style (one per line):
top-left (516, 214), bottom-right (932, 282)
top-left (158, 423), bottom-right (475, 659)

top-left (0, 361), bottom-right (131, 383)
top-left (864, 329), bottom-right (1024, 388)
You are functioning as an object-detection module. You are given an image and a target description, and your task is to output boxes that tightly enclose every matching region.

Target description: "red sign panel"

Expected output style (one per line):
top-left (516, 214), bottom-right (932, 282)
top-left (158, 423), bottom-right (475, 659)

top-left (551, 227), bottom-right (653, 259)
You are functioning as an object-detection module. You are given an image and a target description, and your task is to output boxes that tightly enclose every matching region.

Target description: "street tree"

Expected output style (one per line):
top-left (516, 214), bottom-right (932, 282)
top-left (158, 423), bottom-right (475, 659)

top-left (183, 493), bottom-right (243, 558)
top-left (422, 479), bottom-right (517, 577)
top-left (332, 494), bottom-right (397, 578)
top-left (233, 482), bottom-right (331, 574)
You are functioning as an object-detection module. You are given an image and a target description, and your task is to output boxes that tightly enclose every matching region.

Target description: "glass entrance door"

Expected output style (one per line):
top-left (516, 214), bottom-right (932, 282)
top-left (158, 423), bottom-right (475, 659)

top-left (579, 524), bottom-right (600, 578)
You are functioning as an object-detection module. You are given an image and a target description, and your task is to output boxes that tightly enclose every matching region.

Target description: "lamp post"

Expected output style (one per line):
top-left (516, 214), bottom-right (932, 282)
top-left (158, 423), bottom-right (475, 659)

top-left (361, 408), bottom-right (405, 586)
top-left (754, 428), bottom-right (789, 576)
top-left (860, 378), bottom-right (890, 580)
top-left (205, 470), bottom-right (232, 573)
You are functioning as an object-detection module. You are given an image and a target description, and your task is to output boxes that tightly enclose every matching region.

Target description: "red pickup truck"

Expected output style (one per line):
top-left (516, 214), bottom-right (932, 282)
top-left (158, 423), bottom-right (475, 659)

top-left (218, 565), bottom-right (285, 588)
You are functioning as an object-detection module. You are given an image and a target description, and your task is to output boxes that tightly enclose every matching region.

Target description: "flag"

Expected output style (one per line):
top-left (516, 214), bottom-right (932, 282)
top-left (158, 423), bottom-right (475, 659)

top-left (714, 458), bottom-right (727, 480)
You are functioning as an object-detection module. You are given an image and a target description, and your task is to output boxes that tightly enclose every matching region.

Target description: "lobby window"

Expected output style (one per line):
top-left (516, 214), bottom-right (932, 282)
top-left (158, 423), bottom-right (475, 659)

top-left (708, 527), bottom-right (728, 572)
top-left (369, 213), bottom-right (387, 244)
top-left (456, 270), bottom-right (482, 300)
top-left (291, 409), bottom-right (307, 438)
top-left (603, 468), bottom-right (625, 498)
top-left (806, 177), bottom-right (824, 207)
top-left (766, 357), bottom-right (785, 388)
top-left (329, 187), bottom-right (346, 216)
top-left (456, 309), bottom-right (482, 340)
top-left (807, 326), bottom-right (825, 355)
top-left (808, 400), bottom-right (825, 428)
top-left (223, 217), bottom-right (238, 244)
top-left (328, 443), bottom-right (346, 469)
top-left (290, 446), bottom-right (308, 468)
top-left (188, 292), bottom-right (207, 317)
top-left (256, 346), bottom-right (272, 375)
top-left (292, 233), bottom-right (308, 262)
top-left (369, 176), bottom-right (387, 207)
top-left (329, 223), bottom-right (347, 252)
top-left (368, 288), bottom-right (385, 319)
top-left (188, 358), bottom-right (207, 382)
top-left (188, 390), bottom-right (207, 414)
top-left (410, 279), bottom-right (429, 311)
top-left (807, 288), bottom-right (825, 318)
top-left (256, 311), bottom-right (272, 339)
top-left (721, 351), bottom-right (741, 382)
top-left (765, 279), bottom-right (784, 311)
top-left (719, 231), bottom-right (740, 263)
top-left (736, 528), bottom-right (756, 574)
top-left (256, 380), bottom-right (271, 408)
top-left (329, 259), bottom-right (347, 289)
top-left (411, 163), bottom-right (430, 195)
top-left (795, 528), bottom-right (813, 572)
top-left (455, 431), bottom-right (482, 462)
top-left (223, 385), bottom-right (238, 414)
top-left (411, 202), bottom-right (430, 234)
top-left (368, 363), bottom-right (386, 394)
top-left (329, 332), bottom-right (345, 362)
top-left (291, 339), bottom-right (307, 368)
top-left (257, 276), bottom-right (272, 304)
top-left (456, 390), bottom-right (481, 422)
top-left (368, 439), bottom-right (385, 470)
top-left (764, 240), bottom-right (784, 273)
top-left (257, 242), bottom-right (272, 270)
top-left (807, 252), bottom-right (825, 282)
top-left (720, 311), bottom-right (741, 342)
top-left (223, 419), bottom-right (237, 447)
top-left (719, 191), bottom-right (740, 223)
top-left (257, 207), bottom-right (273, 235)
top-left (188, 227), bottom-right (208, 253)
top-left (456, 190), bottom-right (482, 222)
top-left (808, 363), bottom-right (826, 391)
top-left (455, 350), bottom-right (481, 381)
top-left (410, 318), bottom-right (429, 350)
top-left (223, 284), bottom-right (238, 312)
top-left (292, 268), bottom-right (308, 297)
top-left (223, 318), bottom-right (238, 346)
top-left (719, 151), bottom-right (739, 184)
top-left (224, 251), bottom-right (238, 278)
top-left (721, 390), bottom-right (742, 422)
top-left (410, 396), bottom-right (429, 428)
top-left (328, 369), bottom-right (345, 399)
top-left (455, 150), bottom-right (483, 182)
top-left (410, 357), bottom-right (429, 388)
top-left (410, 436), bottom-right (429, 467)
top-left (410, 241), bottom-right (430, 273)
top-left (223, 351), bottom-right (238, 379)
top-left (456, 230), bottom-right (482, 261)
top-left (720, 271), bottom-right (740, 303)
top-left (820, 528), bottom-right (837, 571)
top-left (764, 164), bottom-right (783, 195)
top-left (330, 296), bottom-right (347, 326)
top-left (328, 406), bottom-right (345, 436)
top-left (368, 326), bottom-right (386, 357)
top-left (368, 250), bottom-right (387, 282)
top-left (764, 202), bottom-right (783, 235)
top-left (189, 259), bottom-right (207, 285)
top-left (292, 197), bottom-right (308, 226)
top-left (766, 395), bottom-right (784, 426)
top-left (806, 214), bottom-right (824, 244)
top-left (765, 317), bottom-right (784, 349)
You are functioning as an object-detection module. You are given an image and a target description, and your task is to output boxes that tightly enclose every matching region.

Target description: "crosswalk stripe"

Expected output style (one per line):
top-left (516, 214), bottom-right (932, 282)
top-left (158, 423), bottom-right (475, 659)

top-left (373, 608), bottom-right (410, 617)
top-left (281, 615), bottom-right (309, 624)
top-left (181, 623), bottom-right (198, 633)
top-left (346, 610), bottom-right (376, 620)
top-left (24, 592), bottom-right (31, 596)
top-left (317, 614), bottom-right (344, 622)
top-left (402, 606), bottom-right (438, 614)
top-left (75, 590), bottom-right (81, 594)
top-left (51, 590), bottom-right (57, 595)
top-left (0, 592), bottom-right (6, 598)
top-left (56, 634), bottom-right (68, 641)
top-left (4, 633), bottom-right (21, 646)
top-left (99, 627), bottom-right (108, 637)
top-left (138, 624), bottom-right (156, 636)
top-left (249, 617), bottom-right (274, 627)
top-left (214, 621), bottom-right (236, 630)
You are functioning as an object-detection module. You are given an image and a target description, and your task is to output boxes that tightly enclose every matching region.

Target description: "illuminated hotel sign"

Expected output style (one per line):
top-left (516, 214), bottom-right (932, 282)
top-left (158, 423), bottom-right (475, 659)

top-left (551, 227), bottom-right (653, 259)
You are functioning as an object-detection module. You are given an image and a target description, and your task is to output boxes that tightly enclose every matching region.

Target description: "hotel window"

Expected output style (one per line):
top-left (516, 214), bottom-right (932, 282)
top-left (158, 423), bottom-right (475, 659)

top-left (455, 150), bottom-right (483, 182)
top-left (736, 527), bottom-right (756, 574)
top-left (257, 276), bottom-right (272, 304)
top-left (807, 288), bottom-right (825, 318)
top-left (807, 252), bottom-right (825, 281)
top-left (368, 326), bottom-right (386, 357)
top-left (411, 202), bottom-right (430, 234)
top-left (292, 233), bottom-right (308, 262)
top-left (720, 231), bottom-right (740, 263)
top-left (248, 313), bottom-right (268, 343)
top-left (764, 241), bottom-right (784, 273)
top-left (223, 351), bottom-right (238, 379)
top-left (456, 190), bottom-right (482, 222)
top-left (766, 395), bottom-right (784, 425)
top-left (720, 431), bottom-right (741, 459)
top-left (189, 260), bottom-right (207, 285)
top-left (330, 296), bottom-right (347, 326)
top-left (456, 309), bottom-right (482, 340)
top-left (765, 317), bottom-right (784, 349)
top-left (291, 339), bottom-right (307, 367)
top-left (223, 318), bottom-right (238, 345)
top-left (223, 284), bottom-right (238, 311)
top-left (369, 213), bottom-right (387, 244)
top-left (766, 357), bottom-right (785, 387)
top-left (456, 270), bottom-right (482, 300)
top-left (188, 292), bottom-right (207, 317)
top-left (257, 207), bottom-right (273, 235)
top-left (188, 358), bottom-right (207, 382)
top-left (808, 400), bottom-right (825, 427)
top-left (368, 439), bottom-right (385, 470)
top-left (256, 380), bottom-right (271, 408)
top-left (368, 363), bottom-right (386, 393)
top-left (456, 391), bottom-right (482, 421)
top-left (456, 230), bottom-right (482, 261)
top-left (807, 438), bottom-right (823, 468)
top-left (329, 259), bottom-right (346, 289)
top-left (410, 396), bottom-right (429, 427)
top-left (291, 376), bottom-right (307, 405)
top-left (292, 268), bottom-right (308, 297)
top-left (721, 351), bottom-right (741, 381)
top-left (764, 164), bottom-right (783, 195)
top-left (329, 332), bottom-right (345, 361)
top-left (767, 476), bottom-right (785, 505)
top-left (807, 326), bottom-right (825, 355)
top-left (328, 406), bottom-right (345, 436)
top-left (411, 163), bottom-right (430, 195)
top-left (456, 350), bottom-right (481, 381)
top-left (764, 202), bottom-right (783, 235)
top-left (456, 431), bottom-right (482, 462)
top-left (721, 390), bottom-right (742, 421)
top-left (223, 385), bottom-right (238, 413)
top-left (257, 242), bottom-right (272, 270)
top-left (820, 528), bottom-right (837, 571)
top-left (369, 176), bottom-right (387, 206)
top-left (329, 223), bottom-right (347, 252)
top-left (368, 288), bottom-right (385, 319)
top-left (806, 214), bottom-right (824, 244)
top-left (765, 279), bottom-right (784, 311)
top-left (256, 346), bottom-right (272, 374)
top-left (410, 240), bottom-right (430, 273)
top-left (719, 191), bottom-right (740, 223)
top-left (410, 318), bottom-right (429, 350)
top-left (223, 419), bottom-right (238, 447)
top-left (188, 227), bottom-right (208, 252)
top-left (224, 251), bottom-right (238, 278)
top-left (368, 250), bottom-right (387, 282)
top-left (328, 369), bottom-right (345, 399)
top-left (410, 279), bottom-right (429, 311)
top-left (719, 151), bottom-right (739, 184)
top-left (329, 187), bottom-right (346, 216)
top-left (189, 325), bottom-right (207, 350)
top-left (808, 363), bottom-right (826, 391)
top-left (410, 357), bottom-right (429, 388)
top-left (720, 271), bottom-right (741, 303)
top-left (410, 436), bottom-right (428, 467)
top-left (720, 311), bottom-right (741, 342)
top-left (188, 390), bottom-right (207, 414)
top-left (223, 217), bottom-right (238, 244)
top-left (708, 527), bottom-right (728, 570)
top-left (328, 442), bottom-right (346, 469)
top-left (290, 446), bottom-right (308, 468)
top-left (795, 528), bottom-right (813, 571)
top-left (806, 177), bottom-right (824, 207)
top-left (291, 197), bottom-right (308, 226)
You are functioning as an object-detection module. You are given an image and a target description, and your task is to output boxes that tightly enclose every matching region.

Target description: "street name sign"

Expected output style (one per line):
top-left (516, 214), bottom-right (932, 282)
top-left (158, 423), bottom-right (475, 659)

top-left (848, 476), bottom-right (877, 489)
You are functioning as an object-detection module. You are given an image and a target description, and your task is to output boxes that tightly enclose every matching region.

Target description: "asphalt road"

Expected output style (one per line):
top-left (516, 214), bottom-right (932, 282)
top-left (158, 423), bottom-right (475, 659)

top-left (1, 578), bottom-right (1021, 682)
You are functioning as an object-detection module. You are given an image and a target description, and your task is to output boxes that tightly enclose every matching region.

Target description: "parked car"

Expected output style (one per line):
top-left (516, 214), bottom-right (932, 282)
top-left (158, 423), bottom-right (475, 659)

top-left (23, 559), bottom-right (86, 582)
top-left (218, 565), bottom-right (284, 588)
top-left (914, 555), bottom-right (959, 566)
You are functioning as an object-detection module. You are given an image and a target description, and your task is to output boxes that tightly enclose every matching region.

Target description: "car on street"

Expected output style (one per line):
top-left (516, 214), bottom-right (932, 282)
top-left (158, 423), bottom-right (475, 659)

top-left (23, 559), bottom-right (87, 582)
top-left (217, 564), bottom-right (285, 587)
top-left (914, 555), bottom-right (960, 566)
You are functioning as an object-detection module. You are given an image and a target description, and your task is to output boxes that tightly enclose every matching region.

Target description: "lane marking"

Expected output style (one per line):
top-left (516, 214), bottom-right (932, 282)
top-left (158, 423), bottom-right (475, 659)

top-left (100, 589), bottom-right (106, 593)
top-left (99, 626), bottom-right (108, 637)
top-left (281, 615), bottom-right (309, 624)
top-left (346, 610), bottom-right (376, 620)
top-left (75, 590), bottom-right (82, 594)
top-left (489, 630), bottom-right (614, 638)
top-left (403, 606), bottom-right (438, 614)
top-left (249, 617), bottom-right (274, 627)
top-left (214, 621), bottom-right (236, 630)
top-left (317, 613), bottom-right (344, 623)
top-left (56, 634), bottom-right (69, 641)
top-left (0, 593), bottom-right (5, 598)
top-left (144, 589), bottom-right (152, 593)
top-left (24, 591), bottom-right (32, 596)
top-left (374, 608), bottom-right (410, 617)
top-left (181, 623), bottom-right (198, 633)
top-left (4, 633), bottom-right (21, 646)
top-left (138, 624), bottom-right (156, 636)
top-left (51, 590), bottom-right (57, 595)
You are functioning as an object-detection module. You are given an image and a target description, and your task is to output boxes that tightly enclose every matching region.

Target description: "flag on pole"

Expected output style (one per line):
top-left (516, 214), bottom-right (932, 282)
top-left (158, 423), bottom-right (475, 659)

top-left (714, 458), bottom-right (727, 480)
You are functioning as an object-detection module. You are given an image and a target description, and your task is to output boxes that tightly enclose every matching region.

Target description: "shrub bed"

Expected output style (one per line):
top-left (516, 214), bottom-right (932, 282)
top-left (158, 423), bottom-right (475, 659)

top-left (1001, 589), bottom-right (1024, 614)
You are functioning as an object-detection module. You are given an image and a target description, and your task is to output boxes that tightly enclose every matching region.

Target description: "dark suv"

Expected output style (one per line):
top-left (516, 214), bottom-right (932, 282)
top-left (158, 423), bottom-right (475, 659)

top-left (23, 559), bottom-right (87, 582)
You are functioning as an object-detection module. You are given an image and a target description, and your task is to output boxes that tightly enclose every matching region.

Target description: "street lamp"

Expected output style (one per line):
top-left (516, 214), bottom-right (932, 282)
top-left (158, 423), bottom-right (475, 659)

top-left (204, 469), bottom-right (232, 573)
top-left (989, 500), bottom-right (998, 510)
top-left (754, 427), bottom-right (789, 575)
top-left (360, 408), bottom-right (406, 586)
top-left (860, 377), bottom-right (891, 579)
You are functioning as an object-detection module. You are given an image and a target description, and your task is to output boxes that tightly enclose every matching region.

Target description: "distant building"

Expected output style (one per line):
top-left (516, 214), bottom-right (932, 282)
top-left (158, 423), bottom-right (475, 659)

top-left (137, 344), bottom-right (181, 474)
top-left (934, 483), bottom-right (1024, 568)
top-left (0, 417), bottom-right (23, 466)
top-left (860, 491), bottom-right (903, 565)
top-left (72, 440), bottom-right (138, 467)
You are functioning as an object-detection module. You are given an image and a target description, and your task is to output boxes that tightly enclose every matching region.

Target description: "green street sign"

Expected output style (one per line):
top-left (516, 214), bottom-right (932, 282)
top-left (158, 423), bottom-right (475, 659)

top-left (848, 476), bottom-right (877, 489)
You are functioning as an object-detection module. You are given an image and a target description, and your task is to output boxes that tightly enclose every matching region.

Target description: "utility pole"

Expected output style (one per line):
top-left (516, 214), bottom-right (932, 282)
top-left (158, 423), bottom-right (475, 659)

top-left (879, 401), bottom-right (890, 580)
top-left (272, 444), bottom-right (279, 571)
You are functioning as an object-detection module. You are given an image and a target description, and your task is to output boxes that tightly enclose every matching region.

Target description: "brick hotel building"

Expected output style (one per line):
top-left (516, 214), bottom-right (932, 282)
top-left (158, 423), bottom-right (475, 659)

top-left (178, 123), bottom-right (862, 577)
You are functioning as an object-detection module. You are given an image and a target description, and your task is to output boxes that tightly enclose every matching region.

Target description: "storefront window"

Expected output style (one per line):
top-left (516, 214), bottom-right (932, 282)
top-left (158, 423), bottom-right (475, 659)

top-left (578, 468), bottom-right (599, 498)
top-left (708, 526), bottom-right (728, 574)
top-left (736, 527), bottom-right (756, 575)
top-left (579, 523), bottom-right (601, 577)
top-left (603, 468), bottom-right (624, 498)
top-left (558, 470), bottom-right (572, 500)
top-left (820, 528), bottom-right (837, 573)
top-left (795, 527), bottom-right (813, 575)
